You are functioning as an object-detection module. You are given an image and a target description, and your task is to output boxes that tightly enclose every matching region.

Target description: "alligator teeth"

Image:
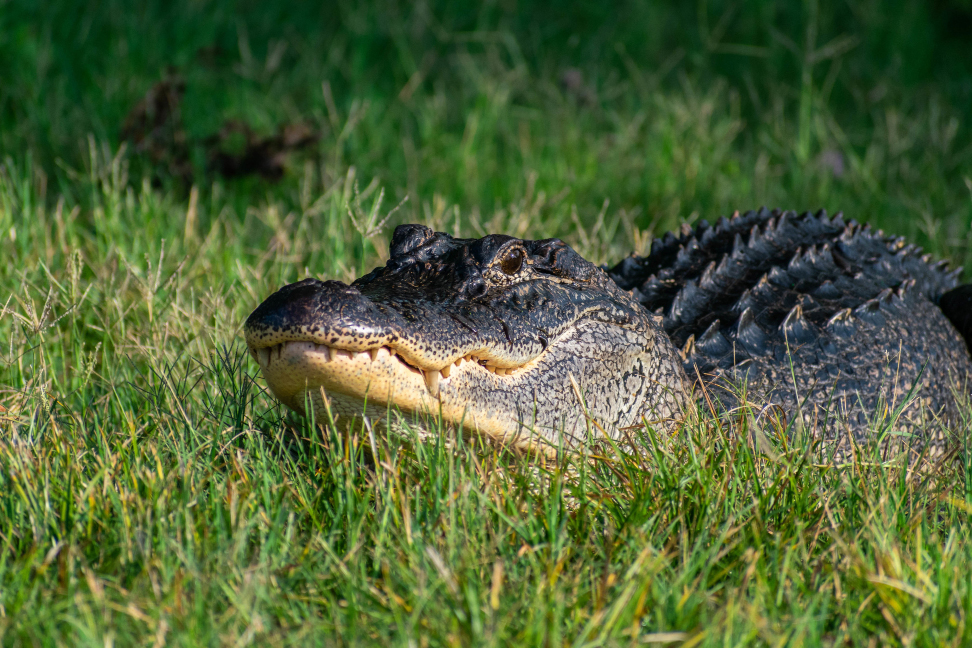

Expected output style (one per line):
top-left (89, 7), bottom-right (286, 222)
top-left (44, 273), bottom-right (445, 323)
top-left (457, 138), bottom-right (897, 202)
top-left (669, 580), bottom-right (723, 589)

top-left (424, 369), bottom-right (440, 396)
top-left (250, 341), bottom-right (523, 387)
top-left (251, 342), bottom-right (402, 366)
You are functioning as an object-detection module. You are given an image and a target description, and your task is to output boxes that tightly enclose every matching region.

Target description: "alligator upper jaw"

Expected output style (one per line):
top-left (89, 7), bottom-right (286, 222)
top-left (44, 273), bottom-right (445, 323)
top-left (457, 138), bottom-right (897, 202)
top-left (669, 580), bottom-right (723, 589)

top-left (247, 336), bottom-right (535, 402)
top-left (242, 276), bottom-right (555, 439)
top-left (246, 335), bottom-right (553, 445)
top-left (242, 228), bottom-right (657, 445)
top-left (247, 339), bottom-right (432, 413)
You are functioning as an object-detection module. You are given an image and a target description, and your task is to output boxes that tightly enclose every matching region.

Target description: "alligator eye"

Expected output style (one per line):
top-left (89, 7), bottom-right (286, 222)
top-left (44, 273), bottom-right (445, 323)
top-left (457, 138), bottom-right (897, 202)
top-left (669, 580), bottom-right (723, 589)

top-left (499, 248), bottom-right (524, 275)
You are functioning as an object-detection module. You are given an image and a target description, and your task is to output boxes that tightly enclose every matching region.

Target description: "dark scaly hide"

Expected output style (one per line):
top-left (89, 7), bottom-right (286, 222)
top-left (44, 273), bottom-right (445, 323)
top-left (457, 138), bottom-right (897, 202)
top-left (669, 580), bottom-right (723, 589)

top-left (609, 208), bottom-right (971, 461)
top-left (245, 225), bottom-right (688, 449)
top-left (245, 209), bottom-right (972, 465)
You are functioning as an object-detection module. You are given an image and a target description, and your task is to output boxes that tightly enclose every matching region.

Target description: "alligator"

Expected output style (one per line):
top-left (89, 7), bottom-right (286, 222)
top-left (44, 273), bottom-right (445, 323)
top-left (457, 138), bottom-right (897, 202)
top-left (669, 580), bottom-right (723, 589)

top-left (245, 208), bottom-right (972, 463)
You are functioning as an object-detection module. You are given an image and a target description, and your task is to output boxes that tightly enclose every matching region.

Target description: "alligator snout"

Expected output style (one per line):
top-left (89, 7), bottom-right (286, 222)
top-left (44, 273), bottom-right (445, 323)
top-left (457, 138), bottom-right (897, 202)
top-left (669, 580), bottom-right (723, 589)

top-left (244, 278), bottom-right (387, 346)
top-left (242, 226), bottom-right (689, 450)
top-left (244, 276), bottom-right (423, 371)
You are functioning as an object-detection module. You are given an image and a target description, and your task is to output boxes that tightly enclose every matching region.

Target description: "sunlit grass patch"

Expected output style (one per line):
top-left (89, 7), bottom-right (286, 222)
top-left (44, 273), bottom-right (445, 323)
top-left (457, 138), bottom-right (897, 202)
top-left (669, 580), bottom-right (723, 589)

top-left (2, 328), bottom-right (972, 645)
top-left (0, 128), bottom-right (969, 642)
top-left (2, 0), bottom-right (972, 639)
top-left (0, 135), bottom-right (971, 642)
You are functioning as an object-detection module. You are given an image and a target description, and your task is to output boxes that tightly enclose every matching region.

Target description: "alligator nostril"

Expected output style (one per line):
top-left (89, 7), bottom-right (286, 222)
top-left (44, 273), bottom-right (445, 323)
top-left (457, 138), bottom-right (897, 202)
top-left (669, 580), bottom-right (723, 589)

top-left (465, 277), bottom-right (487, 298)
top-left (246, 278), bottom-right (362, 333)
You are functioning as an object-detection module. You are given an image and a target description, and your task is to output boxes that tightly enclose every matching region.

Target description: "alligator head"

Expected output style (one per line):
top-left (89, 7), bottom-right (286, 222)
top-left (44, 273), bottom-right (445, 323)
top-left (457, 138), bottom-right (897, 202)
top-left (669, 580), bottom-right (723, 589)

top-left (244, 224), bottom-right (690, 450)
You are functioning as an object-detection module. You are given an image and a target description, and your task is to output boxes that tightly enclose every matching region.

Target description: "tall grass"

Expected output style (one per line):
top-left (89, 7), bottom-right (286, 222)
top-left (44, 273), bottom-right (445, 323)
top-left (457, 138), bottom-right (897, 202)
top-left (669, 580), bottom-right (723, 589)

top-left (2, 0), bottom-right (972, 644)
top-left (0, 129), bottom-right (970, 645)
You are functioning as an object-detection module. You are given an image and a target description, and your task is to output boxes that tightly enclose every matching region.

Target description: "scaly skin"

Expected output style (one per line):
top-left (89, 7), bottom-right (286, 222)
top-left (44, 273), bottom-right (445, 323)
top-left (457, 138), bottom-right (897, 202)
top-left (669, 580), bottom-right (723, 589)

top-left (245, 210), bottom-right (972, 462)
top-left (244, 226), bottom-right (690, 452)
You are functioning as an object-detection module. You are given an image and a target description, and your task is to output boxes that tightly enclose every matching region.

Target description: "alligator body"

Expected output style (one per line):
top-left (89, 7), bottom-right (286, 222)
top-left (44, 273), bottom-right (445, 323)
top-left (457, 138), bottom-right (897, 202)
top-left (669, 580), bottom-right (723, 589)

top-left (245, 209), bottom-right (972, 462)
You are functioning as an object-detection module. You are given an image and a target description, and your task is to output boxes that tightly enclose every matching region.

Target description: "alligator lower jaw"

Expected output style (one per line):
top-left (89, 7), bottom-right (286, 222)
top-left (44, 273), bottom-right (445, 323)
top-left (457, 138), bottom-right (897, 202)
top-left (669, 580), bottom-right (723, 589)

top-left (248, 340), bottom-right (544, 448)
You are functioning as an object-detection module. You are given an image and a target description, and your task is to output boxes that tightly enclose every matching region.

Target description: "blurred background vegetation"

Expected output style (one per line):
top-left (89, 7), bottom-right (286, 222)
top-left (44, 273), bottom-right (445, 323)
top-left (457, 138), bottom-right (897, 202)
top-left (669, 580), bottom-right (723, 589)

top-left (2, 0), bottom-right (971, 270)
top-left (3, 4), bottom-right (972, 643)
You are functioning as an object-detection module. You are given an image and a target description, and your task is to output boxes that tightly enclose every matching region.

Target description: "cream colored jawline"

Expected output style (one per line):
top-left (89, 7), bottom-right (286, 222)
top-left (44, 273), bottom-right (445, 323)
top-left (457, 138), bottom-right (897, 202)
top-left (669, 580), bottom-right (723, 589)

top-left (250, 339), bottom-right (546, 447)
top-left (250, 342), bottom-right (535, 407)
top-left (250, 339), bottom-right (531, 395)
top-left (250, 342), bottom-right (545, 445)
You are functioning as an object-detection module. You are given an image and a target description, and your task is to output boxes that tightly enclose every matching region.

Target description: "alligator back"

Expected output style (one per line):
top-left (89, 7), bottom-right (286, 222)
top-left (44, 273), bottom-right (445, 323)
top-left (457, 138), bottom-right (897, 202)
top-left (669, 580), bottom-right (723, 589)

top-left (609, 208), bottom-right (972, 462)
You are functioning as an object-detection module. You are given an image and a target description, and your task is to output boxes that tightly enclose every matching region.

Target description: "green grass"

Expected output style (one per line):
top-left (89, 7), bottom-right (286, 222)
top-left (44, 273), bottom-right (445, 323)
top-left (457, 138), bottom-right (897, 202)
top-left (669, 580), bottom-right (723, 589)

top-left (2, 0), bottom-right (972, 644)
